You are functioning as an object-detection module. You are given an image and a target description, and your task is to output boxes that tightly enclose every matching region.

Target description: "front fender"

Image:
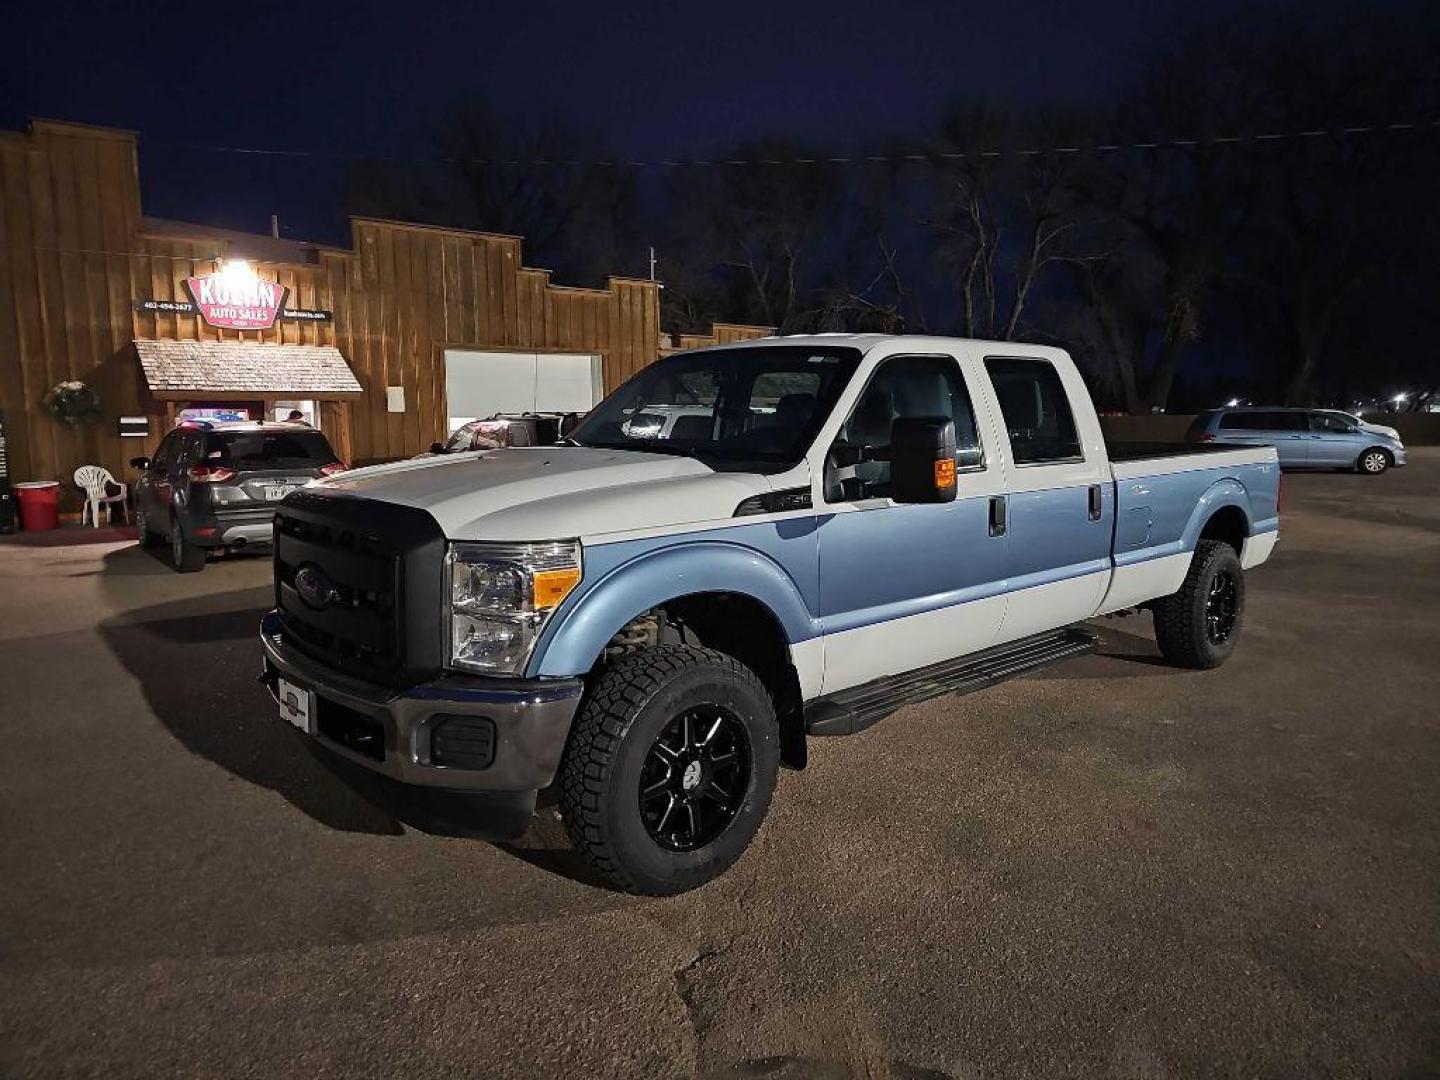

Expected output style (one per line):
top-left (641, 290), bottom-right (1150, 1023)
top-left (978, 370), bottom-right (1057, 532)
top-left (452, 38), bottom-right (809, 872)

top-left (1180, 478), bottom-right (1251, 551)
top-left (528, 540), bottom-right (816, 678)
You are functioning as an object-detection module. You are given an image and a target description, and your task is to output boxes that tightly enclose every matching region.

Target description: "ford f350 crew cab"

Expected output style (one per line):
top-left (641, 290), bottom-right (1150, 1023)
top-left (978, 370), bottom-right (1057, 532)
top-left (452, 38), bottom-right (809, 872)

top-left (261, 335), bottom-right (1280, 894)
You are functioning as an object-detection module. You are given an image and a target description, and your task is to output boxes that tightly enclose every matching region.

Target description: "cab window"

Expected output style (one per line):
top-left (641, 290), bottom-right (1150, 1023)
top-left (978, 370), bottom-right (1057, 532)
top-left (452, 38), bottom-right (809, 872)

top-left (983, 356), bottom-right (1082, 464)
top-left (833, 354), bottom-right (982, 500)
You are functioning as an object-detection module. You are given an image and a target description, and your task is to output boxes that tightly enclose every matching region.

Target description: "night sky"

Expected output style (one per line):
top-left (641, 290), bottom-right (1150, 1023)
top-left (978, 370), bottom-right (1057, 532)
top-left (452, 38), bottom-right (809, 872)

top-left (4, 0), bottom-right (1286, 255)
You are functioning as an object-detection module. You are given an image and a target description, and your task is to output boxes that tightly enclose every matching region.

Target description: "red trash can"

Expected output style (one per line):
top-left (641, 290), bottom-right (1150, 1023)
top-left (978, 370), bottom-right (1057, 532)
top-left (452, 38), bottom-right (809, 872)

top-left (14, 480), bottom-right (61, 531)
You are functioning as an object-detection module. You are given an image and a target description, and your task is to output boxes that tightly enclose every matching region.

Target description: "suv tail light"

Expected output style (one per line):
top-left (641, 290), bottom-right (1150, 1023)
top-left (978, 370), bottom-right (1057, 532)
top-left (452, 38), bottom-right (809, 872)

top-left (317, 461), bottom-right (348, 477)
top-left (1198, 432), bottom-right (1217, 443)
top-left (188, 464), bottom-right (237, 483)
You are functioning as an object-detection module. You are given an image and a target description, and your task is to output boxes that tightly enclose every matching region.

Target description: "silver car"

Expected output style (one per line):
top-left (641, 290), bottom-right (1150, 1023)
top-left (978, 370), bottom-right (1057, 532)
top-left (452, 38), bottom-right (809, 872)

top-left (1188, 407), bottom-right (1407, 474)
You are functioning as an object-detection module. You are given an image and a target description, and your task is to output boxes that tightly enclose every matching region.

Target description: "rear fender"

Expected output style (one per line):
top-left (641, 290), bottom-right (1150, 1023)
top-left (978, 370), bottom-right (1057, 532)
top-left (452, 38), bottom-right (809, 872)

top-left (1180, 479), bottom-right (1252, 552)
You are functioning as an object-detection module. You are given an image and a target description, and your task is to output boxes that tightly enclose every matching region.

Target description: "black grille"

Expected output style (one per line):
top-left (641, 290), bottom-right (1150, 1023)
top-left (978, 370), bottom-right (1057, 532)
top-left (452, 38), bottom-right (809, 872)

top-left (274, 490), bottom-right (446, 688)
top-left (429, 716), bottom-right (496, 770)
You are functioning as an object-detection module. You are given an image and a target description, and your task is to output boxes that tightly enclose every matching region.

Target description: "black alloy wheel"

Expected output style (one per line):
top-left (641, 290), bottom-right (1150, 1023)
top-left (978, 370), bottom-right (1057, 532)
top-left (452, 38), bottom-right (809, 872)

top-left (1205, 569), bottom-right (1239, 645)
top-left (558, 644), bottom-right (780, 895)
top-left (1152, 539), bottom-right (1245, 669)
top-left (639, 706), bottom-right (751, 852)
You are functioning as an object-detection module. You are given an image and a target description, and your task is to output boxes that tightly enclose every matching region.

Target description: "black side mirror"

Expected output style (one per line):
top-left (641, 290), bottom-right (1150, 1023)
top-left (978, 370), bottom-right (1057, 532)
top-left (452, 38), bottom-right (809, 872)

top-left (890, 417), bottom-right (957, 504)
top-left (429, 442), bottom-right (445, 454)
top-left (129, 456), bottom-right (151, 470)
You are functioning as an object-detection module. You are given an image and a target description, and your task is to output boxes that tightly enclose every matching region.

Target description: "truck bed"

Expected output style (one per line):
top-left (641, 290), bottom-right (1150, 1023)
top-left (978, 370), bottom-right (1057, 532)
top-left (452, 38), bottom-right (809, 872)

top-left (1105, 440), bottom-right (1240, 463)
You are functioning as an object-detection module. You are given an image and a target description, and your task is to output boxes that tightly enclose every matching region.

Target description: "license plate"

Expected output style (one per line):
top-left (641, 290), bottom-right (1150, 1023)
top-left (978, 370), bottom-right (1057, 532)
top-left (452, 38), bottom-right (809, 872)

top-left (277, 677), bottom-right (313, 734)
top-left (265, 484), bottom-right (292, 501)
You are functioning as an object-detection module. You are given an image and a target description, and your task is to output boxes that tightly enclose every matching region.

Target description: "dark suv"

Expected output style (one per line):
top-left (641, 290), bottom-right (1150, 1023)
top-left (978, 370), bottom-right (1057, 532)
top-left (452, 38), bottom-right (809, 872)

top-left (130, 421), bottom-right (345, 572)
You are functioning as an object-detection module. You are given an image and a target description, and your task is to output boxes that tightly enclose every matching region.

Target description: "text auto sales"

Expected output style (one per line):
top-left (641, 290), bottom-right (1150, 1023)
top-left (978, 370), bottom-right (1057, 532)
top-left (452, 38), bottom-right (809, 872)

top-left (136, 272), bottom-right (332, 331)
top-left (137, 298), bottom-right (331, 321)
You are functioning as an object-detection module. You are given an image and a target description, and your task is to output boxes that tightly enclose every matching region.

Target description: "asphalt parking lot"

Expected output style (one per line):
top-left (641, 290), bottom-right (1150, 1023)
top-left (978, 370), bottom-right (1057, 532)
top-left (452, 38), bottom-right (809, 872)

top-left (2, 452), bottom-right (1438, 1079)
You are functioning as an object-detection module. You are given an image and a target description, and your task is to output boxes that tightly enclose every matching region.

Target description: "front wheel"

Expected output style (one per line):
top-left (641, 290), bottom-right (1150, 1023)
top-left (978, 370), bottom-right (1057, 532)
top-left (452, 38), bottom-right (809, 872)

top-left (1151, 539), bottom-right (1245, 669)
top-left (558, 644), bottom-right (779, 895)
top-left (1357, 448), bottom-right (1391, 475)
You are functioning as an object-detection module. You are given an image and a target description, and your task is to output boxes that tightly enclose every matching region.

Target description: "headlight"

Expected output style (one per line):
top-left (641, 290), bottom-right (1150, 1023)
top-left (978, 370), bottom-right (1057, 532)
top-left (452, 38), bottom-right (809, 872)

top-left (446, 541), bottom-right (582, 675)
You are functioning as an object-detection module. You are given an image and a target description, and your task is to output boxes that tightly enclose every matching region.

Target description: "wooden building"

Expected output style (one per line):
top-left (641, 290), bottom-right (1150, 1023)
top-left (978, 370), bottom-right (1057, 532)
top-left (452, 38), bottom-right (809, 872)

top-left (0, 119), bottom-right (771, 509)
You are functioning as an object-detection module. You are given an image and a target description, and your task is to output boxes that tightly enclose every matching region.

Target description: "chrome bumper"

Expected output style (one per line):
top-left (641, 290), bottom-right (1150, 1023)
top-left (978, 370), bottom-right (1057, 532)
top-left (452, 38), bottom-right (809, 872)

top-left (259, 611), bottom-right (583, 792)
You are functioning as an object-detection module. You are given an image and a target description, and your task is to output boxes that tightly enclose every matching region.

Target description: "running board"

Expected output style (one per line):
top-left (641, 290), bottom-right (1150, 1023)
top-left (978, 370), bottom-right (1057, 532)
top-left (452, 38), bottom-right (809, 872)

top-left (805, 626), bottom-right (1097, 736)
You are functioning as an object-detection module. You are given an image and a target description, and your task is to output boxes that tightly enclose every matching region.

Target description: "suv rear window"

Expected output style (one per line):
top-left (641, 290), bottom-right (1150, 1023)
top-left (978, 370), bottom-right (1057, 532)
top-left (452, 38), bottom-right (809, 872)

top-left (202, 430), bottom-right (337, 469)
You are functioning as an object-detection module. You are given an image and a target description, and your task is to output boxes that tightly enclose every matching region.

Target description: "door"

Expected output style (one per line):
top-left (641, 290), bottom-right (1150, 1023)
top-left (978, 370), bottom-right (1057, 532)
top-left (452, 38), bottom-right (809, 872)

top-left (1306, 411), bottom-right (1365, 467)
top-left (138, 432), bottom-right (180, 526)
top-left (979, 354), bottom-right (1113, 641)
top-left (816, 352), bottom-right (1008, 695)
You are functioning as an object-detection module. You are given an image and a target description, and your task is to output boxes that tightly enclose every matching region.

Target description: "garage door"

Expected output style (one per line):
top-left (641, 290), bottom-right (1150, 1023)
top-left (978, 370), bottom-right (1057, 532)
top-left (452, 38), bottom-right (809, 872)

top-left (443, 350), bottom-right (603, 433)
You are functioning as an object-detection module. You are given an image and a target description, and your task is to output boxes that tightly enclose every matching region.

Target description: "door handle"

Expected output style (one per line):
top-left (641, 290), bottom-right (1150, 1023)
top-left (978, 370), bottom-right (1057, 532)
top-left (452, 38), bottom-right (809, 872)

top-left (1088, 484), bottom-right (1103, 521)
top-left (988, 495), bottom-right (1007, 537)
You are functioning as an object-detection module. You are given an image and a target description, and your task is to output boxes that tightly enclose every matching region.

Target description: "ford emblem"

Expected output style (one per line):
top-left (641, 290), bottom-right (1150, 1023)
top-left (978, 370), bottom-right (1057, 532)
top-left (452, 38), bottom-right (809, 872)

top-left (294, 563), bottom-right (341, 610)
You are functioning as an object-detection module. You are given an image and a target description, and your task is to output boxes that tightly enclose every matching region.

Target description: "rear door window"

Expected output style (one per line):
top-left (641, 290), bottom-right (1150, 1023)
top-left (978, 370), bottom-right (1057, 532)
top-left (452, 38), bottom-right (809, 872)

top-left (983, 356), bottom-right (1081, 464)
top-left (1219, 412), bottom-right (1265, 430)
top-left (203, 430), bottom-right (336, 470)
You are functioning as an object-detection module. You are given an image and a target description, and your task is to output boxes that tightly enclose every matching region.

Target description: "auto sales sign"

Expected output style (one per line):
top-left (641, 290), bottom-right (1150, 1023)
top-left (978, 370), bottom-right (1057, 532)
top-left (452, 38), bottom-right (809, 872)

top-left (183, 273), bottom-right (289, 330)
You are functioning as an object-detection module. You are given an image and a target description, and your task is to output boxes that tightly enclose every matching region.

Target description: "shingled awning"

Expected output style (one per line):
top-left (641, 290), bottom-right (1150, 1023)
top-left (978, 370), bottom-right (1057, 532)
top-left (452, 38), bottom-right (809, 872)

top-left (135, 339), bottom-right (364, 400)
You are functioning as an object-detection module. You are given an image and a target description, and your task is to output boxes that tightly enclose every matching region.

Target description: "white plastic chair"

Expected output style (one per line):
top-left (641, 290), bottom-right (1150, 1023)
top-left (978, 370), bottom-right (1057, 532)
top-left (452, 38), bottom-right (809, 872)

top-left (73, 465), bottom-right (129, 528)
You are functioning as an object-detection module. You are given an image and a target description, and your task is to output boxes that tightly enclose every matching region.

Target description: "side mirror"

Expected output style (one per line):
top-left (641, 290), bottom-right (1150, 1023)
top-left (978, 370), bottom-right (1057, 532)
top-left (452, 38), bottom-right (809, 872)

top-left (429, 442), bottom-right (445, 454)
top-left (129, 456), bottom-right (151, 470)
top-left (889, 417), bottom-right (957, 504)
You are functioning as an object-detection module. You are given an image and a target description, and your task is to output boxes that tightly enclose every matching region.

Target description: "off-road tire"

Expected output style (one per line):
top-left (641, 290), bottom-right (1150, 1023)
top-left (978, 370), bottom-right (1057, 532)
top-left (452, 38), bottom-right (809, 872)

top-left (170, 514), bottom-right (206, 573)
top-left (1357, 447), bottom-right (1391, 475)
top-left (558, 644), bottom-right (779, 895)
top-left (1152, 539), bottom-right (1245, 669)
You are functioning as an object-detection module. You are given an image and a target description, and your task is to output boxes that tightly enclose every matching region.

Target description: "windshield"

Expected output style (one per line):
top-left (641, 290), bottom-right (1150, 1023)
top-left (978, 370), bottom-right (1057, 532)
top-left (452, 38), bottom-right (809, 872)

top-left (202, 430), bottom-right (338, 470)
top-left (568, 345), bottom-right (861, 471)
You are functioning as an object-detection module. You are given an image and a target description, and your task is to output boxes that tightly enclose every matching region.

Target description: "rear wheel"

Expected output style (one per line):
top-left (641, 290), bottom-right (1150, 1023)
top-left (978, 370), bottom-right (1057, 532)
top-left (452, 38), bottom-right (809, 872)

top-left (134, 503), bottom-right (160, 548)
top-left (558, 644), bottom-right (779, 895)
top-left (170, 515), bottom-right (206, 573)
top-left (1152, 539), bottom-right (1245, 669)
top-left (1357, 448), bottom-right (1391, 475)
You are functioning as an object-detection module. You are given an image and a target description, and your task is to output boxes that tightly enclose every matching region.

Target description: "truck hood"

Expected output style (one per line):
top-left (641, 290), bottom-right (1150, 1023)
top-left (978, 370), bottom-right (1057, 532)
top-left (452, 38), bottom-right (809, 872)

top-left (317, 446), bottom-right (777, 541)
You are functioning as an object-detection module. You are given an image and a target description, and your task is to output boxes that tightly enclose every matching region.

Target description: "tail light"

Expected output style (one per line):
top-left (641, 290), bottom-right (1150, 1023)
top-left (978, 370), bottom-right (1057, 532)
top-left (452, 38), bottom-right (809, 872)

top-left (1198, 432), bottom-right (1217, 443)
top-left (188, 464), bottom-right (237, 483)
top-left (317, 461), bottom-right (348, 477)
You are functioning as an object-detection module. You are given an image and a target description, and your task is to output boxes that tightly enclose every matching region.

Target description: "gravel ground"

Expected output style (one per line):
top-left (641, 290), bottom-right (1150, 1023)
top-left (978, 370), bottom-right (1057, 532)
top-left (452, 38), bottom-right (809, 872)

top-left (2, 451), bottom-right (1437, 1079)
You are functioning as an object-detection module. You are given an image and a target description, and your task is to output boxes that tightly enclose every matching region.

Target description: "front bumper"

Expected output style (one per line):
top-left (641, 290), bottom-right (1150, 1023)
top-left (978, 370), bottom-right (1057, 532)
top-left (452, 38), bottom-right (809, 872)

top-left (259, 610), bottom-right (583, 792)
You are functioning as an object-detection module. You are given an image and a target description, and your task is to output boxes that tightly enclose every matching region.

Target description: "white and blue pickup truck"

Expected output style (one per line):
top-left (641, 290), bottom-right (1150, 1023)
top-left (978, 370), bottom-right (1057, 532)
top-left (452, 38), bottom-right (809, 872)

top-left (261, 335), bottom-right (1280, 894)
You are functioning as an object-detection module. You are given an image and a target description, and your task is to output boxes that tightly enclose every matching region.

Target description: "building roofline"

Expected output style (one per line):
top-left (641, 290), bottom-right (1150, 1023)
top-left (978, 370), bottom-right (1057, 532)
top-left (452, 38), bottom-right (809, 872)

top-left (28, 118), bottom-right (139, 140)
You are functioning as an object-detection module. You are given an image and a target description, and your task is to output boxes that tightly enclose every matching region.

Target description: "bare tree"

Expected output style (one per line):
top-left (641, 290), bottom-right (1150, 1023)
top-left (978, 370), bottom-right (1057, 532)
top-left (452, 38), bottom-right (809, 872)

top-left (344, 99), bottom-right (640, 284)
top-left (921, 104), bottom-right (1103, 341)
